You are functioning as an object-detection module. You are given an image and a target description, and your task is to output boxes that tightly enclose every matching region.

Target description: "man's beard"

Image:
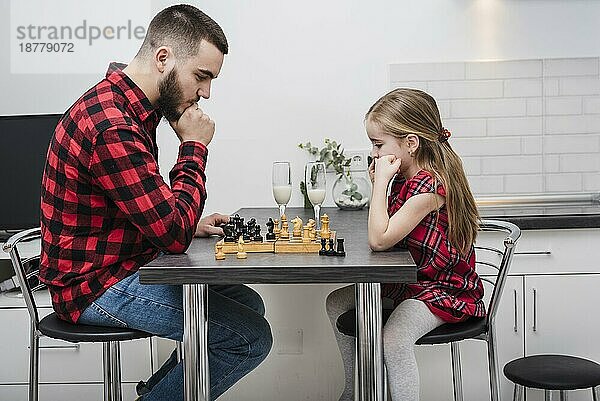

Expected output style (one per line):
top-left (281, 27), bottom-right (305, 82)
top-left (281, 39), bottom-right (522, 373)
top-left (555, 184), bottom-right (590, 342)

top-left (156, 67), bottom-right (186, 122)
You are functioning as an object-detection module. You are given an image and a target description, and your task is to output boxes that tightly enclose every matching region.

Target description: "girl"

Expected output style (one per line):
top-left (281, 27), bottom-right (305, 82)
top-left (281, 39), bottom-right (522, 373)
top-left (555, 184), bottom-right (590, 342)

top-left (326, 88), bottom-right (484, 401)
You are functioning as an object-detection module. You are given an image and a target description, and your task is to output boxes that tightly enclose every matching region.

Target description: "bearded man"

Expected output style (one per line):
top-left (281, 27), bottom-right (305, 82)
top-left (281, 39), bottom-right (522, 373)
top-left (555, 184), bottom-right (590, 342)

top-left (39, 5), bottom-right (272, 400)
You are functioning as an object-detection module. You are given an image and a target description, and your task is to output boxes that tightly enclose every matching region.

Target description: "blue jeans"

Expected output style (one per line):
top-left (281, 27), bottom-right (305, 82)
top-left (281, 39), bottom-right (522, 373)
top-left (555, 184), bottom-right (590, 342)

top-left (79, 271), bottom-right (272, 401)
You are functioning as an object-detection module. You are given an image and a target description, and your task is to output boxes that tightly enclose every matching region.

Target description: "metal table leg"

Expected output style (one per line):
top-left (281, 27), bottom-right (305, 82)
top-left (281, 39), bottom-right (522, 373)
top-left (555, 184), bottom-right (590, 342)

top-left (183, 284), bottom-right (210, 401)
top-left (355, 283), bottom-right (384, 401)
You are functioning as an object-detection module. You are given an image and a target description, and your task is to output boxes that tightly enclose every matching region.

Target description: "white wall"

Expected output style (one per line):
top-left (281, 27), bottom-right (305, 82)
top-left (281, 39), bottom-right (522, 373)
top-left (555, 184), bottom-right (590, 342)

top-left (2, 1), bottom-right (600, 400)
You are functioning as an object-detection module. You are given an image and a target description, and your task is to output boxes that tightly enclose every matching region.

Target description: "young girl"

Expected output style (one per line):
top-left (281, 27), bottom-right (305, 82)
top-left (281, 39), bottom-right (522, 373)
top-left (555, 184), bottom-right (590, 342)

top-left (326, 88), bottom-right (484, 401)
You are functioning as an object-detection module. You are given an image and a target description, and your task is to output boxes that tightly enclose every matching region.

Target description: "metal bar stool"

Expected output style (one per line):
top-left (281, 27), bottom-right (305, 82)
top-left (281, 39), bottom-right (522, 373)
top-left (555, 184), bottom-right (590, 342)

top-left (336, 219), bottom-right (521, 401)
top-left (504, 354), bottom-right (600, 401)
top-left (3, 228), bottom-right (153, 401)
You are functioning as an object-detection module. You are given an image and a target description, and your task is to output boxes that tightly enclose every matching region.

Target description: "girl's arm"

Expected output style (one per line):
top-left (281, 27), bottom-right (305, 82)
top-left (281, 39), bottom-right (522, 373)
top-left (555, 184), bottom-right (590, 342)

top-left (368, 155), bottom-right (444, 251)
top-left (369, 191), bottom-right (443, 251)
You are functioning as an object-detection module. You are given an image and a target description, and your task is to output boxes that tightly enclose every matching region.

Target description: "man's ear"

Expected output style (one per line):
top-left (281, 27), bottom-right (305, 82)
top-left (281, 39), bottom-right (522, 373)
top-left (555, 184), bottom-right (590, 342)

top-left (406, 133), bottom-right (420, 153)
top-left (154, 46), bottom-right (171, 73)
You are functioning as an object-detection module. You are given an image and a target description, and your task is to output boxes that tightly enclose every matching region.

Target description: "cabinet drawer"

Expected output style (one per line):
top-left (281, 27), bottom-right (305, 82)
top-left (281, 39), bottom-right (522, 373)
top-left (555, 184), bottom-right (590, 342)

top-left (0, 307), bottom-right (152, 384)
top-left (477, 228), bottom-right (600, 275)
top-left (0, 382), bottom-right (138, 401)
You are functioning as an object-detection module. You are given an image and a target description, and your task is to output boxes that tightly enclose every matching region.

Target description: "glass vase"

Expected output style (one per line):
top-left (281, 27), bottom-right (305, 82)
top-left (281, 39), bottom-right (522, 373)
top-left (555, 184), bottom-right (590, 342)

top-left (332, 170), bottom-right (370, 210)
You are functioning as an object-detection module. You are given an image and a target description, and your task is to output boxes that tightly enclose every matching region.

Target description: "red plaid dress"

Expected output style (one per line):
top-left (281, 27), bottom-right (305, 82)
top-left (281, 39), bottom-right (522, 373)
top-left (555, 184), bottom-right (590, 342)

top-left (381, 170), bottom-right (485, 323)
top-left (39, 63), bottom-right (208, 323)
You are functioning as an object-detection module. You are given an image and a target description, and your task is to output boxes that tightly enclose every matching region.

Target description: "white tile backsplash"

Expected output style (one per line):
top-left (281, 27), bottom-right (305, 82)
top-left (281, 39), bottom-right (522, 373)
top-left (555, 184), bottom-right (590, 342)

top-left (504, 79), bottom-right (543, 98)
top-left (465, 60), bottom-right (542, 80)
top-left (543, 58), bottom-right (599, 77)
top-left (486, 117), bottom-right (542, 136)
top-left (583, 97), bottom-right (600, 114)
top-left (389, 57), bottom-right (600, 195)
top-left (559, 77), bottom-right (600, 96)
top-left (545, 97), bottom-right (583, 115)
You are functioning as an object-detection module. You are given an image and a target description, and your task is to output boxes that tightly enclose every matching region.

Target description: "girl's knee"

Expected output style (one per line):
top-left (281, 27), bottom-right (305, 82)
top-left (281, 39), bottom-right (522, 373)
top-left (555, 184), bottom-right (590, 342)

top-left (326, 285), bottom-right (353, 312)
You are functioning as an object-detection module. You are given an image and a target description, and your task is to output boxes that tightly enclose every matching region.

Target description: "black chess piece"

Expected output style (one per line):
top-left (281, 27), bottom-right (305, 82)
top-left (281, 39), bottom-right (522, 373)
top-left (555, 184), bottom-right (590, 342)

top-left (336, 238), bottom-right (346, 257)
top-left (265, 218), bottom-right (276, 241)
top-left (253, 225), bottom-right (263, 242)
top-left (319, 238), bottom-right (327, 256)
top-left (223, 223), bottom-right (236, 242)
top-left (327, 238), bottom-right (336, 256)
top-left (242, 225), bottom-right (251, 241)
top-left (247, 218), bottom-right (256, 236)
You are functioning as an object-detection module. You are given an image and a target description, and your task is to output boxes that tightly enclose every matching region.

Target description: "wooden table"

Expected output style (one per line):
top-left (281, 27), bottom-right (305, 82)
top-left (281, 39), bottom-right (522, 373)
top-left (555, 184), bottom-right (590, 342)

top-left (139, 207), bottom-right (416, 401)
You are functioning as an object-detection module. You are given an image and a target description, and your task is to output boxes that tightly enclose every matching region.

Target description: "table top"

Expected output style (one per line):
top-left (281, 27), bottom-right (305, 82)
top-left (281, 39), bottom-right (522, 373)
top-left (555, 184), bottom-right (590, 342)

top-left (139, 207), bottom-right (416, 285)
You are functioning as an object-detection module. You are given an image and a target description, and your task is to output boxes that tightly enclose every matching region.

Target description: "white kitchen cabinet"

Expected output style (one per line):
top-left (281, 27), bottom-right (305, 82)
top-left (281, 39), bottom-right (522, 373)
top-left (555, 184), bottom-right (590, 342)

top-left (524, 274), bottom-right (600, 401)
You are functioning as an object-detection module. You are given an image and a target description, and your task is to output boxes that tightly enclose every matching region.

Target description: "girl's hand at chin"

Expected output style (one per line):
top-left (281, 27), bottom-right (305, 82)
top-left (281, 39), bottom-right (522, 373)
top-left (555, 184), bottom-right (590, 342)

top-left (374, 154), bottom-right (402, 184)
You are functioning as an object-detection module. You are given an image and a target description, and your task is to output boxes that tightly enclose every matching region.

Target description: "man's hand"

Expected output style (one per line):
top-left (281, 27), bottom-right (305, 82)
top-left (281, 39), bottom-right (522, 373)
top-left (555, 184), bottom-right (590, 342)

top-left (194, 213), bottom-right (230, 237)
top-left (169, 104), bottom-right (215, 146)
top-left (374, 154), bottom-right (401, 185)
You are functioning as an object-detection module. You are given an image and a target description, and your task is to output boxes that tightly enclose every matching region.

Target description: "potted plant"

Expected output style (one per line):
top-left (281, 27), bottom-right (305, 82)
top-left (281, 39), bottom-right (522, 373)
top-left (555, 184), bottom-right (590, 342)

top-left (298, 138), bottom-right (370, 210)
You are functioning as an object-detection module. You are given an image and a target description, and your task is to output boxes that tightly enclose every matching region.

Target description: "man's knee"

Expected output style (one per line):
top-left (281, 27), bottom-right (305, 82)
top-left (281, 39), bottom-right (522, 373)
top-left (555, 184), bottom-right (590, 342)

top-left (252, 315), bottom-right (273, 360)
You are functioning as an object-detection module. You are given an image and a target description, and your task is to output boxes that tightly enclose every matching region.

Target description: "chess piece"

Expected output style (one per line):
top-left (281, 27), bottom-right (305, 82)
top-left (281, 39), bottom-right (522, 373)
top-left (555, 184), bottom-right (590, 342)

top-left (327, 238), bottom-right (336, 256)
top-left (215, 241), bottom-right (226, 260)
top-left (236, 237), bottom-right (247, 259)
top-left (253, 225), bottom-right (263, 242)
top-left (242, 226), bottom-right (251, 242)
top-left (302, 224), bottom-right (311, 243)
top-left (247, 218), bottom-right (256, 237)
top-left (320, 214), bottom-right (330, 240)
top-left (319, 238), bottom-right (327, 256)
top-left (223, 223), bottom-right (236, 242)
top-left (274, 218), bottom-right (281, 238)
top-left (265, 218), bottom-right (276, 241)
top-left (291, 216), bottom-right (303, 241)
top-left (307, 219), bottom-right (316, 241)
top-left (336, 238), bottom-right (346, 257)
top-left (280, 215), bottom-right (289, 239)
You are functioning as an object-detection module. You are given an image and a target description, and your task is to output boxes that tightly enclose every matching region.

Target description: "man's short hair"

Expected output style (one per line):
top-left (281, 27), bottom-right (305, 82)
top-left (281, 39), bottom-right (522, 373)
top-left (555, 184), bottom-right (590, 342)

top-left (139, 4), bottom-right (228, 59)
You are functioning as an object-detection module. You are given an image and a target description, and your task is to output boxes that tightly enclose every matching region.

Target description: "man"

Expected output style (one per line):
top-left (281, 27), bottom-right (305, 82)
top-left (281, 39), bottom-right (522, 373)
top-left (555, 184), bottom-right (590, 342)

top-left (39, 5), bottom-right (272, 400)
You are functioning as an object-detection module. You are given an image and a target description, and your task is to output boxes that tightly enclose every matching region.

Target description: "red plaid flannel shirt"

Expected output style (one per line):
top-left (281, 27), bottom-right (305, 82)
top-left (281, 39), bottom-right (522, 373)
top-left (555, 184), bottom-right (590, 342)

top-left (39, 63), bottom-right (207, 323)
top-left (381, 170), bottom-right (485, 323)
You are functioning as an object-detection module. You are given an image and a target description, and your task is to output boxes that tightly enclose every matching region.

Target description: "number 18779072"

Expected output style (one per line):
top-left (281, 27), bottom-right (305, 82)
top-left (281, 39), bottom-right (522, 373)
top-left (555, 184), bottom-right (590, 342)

top-left (18, 42), bottom-right (74, 53)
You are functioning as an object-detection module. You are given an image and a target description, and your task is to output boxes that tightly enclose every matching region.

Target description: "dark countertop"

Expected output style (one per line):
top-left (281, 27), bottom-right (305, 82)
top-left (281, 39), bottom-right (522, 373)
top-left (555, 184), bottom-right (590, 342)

top-left (478, 202), bottom-right (600, 230)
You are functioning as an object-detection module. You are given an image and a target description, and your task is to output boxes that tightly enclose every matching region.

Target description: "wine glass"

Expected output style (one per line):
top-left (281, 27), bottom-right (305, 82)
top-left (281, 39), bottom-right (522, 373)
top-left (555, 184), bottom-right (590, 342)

top-left (272, 161), bottom-right (292, 218)
top-left (305, 161), bottom-right (326, 230)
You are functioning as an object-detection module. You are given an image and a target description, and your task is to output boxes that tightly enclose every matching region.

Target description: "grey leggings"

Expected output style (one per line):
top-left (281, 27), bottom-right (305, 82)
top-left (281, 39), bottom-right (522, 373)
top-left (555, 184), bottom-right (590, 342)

top-left (326, 285), bottom-right (444, 401)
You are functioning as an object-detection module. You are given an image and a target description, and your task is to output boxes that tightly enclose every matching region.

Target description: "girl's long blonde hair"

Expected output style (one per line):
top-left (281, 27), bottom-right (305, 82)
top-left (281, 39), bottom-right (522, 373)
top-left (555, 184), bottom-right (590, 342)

top-left (366, 88), bottom-right (479, 255)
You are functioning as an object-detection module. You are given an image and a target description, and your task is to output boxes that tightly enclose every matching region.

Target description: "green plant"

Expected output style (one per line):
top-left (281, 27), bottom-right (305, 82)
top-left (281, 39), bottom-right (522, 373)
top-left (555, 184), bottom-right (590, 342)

top-left (298, 138), bottom-right (364, 205)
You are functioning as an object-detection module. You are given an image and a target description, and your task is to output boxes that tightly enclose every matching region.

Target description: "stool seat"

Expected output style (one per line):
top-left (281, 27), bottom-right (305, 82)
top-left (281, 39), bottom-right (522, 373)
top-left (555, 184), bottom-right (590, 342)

top-left (39, 313), bottom-right (152, 343)
top-left (336, 308), bottom-right (487, 344)
top-left (504, 355), bottom-right (600, 391)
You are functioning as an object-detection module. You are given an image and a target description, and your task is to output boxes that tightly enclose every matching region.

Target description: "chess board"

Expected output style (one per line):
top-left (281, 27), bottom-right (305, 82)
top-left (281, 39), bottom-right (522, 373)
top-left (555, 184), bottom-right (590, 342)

top-left (216, 234), bottom-right (335, 255)
top-left (214, 213), bottom-right (335, 257)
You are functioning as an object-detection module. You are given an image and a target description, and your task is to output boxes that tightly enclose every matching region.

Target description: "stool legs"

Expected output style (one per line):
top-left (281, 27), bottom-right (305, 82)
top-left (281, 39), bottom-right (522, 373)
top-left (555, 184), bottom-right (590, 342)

top-left (593, 386), bottom-right (599, 401)
top-left (29, 322), bottom-right (39, 401)
top-left (450, 342), bottom-right (464, 401)
top-left (103, 341), bottom-right (123, 401)
top-left (512, 384), bottom-right (524, 401)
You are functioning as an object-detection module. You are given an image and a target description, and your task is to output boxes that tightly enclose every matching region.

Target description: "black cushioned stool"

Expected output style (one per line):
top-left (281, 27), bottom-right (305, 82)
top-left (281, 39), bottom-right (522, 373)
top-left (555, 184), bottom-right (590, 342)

top-left (504, 355), bottom-right (600, 401)
top-left (3, 228), bottom-right (153, 401)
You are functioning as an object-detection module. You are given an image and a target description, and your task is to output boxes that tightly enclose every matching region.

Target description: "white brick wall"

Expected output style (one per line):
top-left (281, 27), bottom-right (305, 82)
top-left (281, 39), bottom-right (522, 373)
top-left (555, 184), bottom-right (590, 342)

top-left (389, 57), bottom-right (600, 195)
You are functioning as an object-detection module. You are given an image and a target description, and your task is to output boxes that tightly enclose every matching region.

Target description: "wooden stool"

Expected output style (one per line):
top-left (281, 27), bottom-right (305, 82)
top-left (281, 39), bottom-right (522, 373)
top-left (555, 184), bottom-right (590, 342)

top-left (504, 355), bottom-right (600, 401)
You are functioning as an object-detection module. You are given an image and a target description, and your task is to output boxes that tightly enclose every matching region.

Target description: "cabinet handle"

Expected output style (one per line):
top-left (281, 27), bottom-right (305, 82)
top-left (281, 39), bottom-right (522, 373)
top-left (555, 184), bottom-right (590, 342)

top-left (513, 289), bottom-right (518, 332)
top-left (515, 251), bottom-right (551, 255)
top-left (532, 288), bottom-right (537, 332)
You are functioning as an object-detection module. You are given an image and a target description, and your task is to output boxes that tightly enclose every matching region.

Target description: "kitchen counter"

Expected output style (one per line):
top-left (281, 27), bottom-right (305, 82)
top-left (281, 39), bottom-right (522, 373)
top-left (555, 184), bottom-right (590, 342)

top-left (477, 192), bottom-right (600, 230)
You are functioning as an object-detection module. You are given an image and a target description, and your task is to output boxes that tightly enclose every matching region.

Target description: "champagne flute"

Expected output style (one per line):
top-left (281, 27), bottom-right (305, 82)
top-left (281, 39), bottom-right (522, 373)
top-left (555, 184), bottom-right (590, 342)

top-left (272, 161), bottom-right (292, 218)
top-left (305, 161), bottom-right (326, 230)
